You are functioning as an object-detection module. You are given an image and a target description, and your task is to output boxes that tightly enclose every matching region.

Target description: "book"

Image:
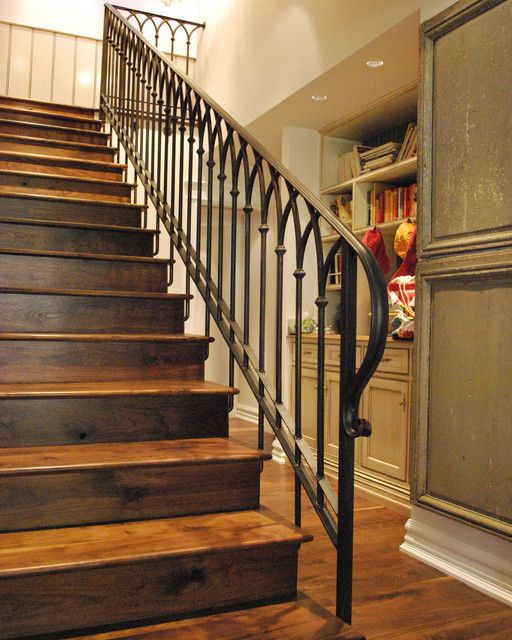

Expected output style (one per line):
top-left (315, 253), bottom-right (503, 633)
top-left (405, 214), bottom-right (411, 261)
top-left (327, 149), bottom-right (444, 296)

top-left (330, 194), bottom-right (352, 228)
top-left (396, 123), bottom-right (416, 162)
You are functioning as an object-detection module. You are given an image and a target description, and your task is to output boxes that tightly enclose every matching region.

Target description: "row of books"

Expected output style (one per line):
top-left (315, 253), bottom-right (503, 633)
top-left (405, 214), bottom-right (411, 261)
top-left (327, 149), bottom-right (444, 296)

top-left (395, 122), bottom-right (417, 162)
top-left (366, 182), bottom-right (417, 226)
top-left (328, 254), bottom-right (343, 286)
top-left (336, 122), bottom-right (417, 184)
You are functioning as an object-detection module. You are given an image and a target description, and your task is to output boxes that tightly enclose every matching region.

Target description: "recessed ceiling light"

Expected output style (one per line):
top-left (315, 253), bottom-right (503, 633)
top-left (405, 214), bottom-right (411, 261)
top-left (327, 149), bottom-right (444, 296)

top-left (366, 59), bottom-right (384, 68)
top-left (311, 94), bottom-right (327, 102)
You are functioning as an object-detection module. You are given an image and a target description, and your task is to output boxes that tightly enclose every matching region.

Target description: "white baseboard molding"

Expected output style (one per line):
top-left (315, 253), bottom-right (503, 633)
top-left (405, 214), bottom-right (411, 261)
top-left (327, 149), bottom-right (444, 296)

top-left (401, 506), bottom-right (512, 606)
top-left (234, 402), bottom-right (259, 425)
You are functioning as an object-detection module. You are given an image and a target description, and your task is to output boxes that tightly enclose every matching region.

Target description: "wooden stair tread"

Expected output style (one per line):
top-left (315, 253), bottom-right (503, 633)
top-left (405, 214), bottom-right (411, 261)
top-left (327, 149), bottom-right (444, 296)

top-left (0, 95), bottom-right (96, 118)
top-left (0, 437), bottom-right (271, 474)
top-left (0, 332), bottom-right (213, 342)
top-left (0, 216), bottom-right (156, 235)
top-left (0, 247), bottom-right (169, 264)
top-left (0, 286), bottom-right (190, 300)
top-left (0, 104), bottom-right (101, 127)
top-left (0, 132), bottom-right (117, 154)
top-left (0, 378), bottom-right (239, 398)
top-left (0, 167), bottom-right (136, 189)
top-left (0, 507), bottom-right (312, 577)
top-left (0, 191), bottom-right (144, 209)
top-left (0, 118), bottom-right (110, 138)
top-left (0, 150), bottom-right (123, 170)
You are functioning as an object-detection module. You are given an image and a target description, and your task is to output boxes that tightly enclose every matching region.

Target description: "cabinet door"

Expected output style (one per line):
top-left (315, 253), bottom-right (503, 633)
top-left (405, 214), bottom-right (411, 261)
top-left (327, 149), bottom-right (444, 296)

top-left (291, 366), bottom-right (318, 451)
top-left (324, 370), bottom-right (339, 463)
top-left (361, 377), bottom-right (409, 481)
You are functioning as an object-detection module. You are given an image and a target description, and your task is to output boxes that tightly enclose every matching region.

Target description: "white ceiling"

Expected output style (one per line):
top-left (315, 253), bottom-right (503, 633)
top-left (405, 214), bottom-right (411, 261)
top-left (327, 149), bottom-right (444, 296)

top-left (246, 11), bottom-right (420, 155)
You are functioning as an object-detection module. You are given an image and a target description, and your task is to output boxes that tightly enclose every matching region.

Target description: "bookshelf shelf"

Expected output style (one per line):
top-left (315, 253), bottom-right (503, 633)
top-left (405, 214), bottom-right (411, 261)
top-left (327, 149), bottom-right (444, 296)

top-left (322, 157), bottom-right (417, 195)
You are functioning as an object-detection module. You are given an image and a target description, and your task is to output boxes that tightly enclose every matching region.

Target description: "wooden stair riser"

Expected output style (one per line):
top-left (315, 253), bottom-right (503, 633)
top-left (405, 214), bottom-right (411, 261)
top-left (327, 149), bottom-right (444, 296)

top-left (0, 172), bottom-right (133, 202)
top-left (0, 395), bottom-right (230, 447)
top-left (0, 194), bottom-right (143, 227)
top-left (0, 221), bottom-right (154, 257)
top-left (0, 96), bottom-right (96, 119)
top-left (0, 106), bottom-right (101, 131)
top-left (0, 135), bottom-right (116, 162)
top-left (0, 153), bottom-right (124, 181)
top-left (0, 120), bottom-right (109, 145)
top-left (0, 545), bottom-right (300, 639)
top-left (0, 460), bottom-right (263, 531)
top-left (0, 340), bottom-right (207, 384)
top-left (0, 292), bottom-right (184, 334)
top-left (0, 254), bottom-right (168, 292)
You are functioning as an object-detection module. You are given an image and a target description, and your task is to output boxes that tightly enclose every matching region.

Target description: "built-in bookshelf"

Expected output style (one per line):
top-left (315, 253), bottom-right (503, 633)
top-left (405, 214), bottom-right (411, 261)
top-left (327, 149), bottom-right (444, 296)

top-left (320, 103), bottom-right (418, 299)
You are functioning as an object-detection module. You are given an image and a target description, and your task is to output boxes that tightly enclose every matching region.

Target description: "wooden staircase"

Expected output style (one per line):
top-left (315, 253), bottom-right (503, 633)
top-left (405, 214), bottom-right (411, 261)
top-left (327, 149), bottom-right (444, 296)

top-left (0, 96), bottom-right (312, 639)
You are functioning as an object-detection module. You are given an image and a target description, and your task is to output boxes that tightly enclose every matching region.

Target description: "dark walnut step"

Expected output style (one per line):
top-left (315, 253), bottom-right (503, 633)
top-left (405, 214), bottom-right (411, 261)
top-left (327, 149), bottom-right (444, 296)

top-left (0, 118), bottom-right (110, 145)
top-left (0, 218), bottom-right (156, 257)
top-left (0, 104), bottom-right (102, 131)
top-left (0, 379), bottom-right (236, 447)
top-left (0, 333), bottom-right (212, 384)
top-left (0, 288), bottom-right (187, 333)
top-left (0, 249), bottom-right (168, 292)
top-left (0, 133), bottom-right (117, 162)
top-left (0, 95), bottom-right (97, 119)
top-left (0, 150), bottom-right (125, 181)
top-left (0, 509), bottom-right (312, 639)
top-left (0, 169), bottom-right (135, 203)
top-left (0, 438), bottom-right (271, 531)
top-left (0, 192), bottom-right (144, 227)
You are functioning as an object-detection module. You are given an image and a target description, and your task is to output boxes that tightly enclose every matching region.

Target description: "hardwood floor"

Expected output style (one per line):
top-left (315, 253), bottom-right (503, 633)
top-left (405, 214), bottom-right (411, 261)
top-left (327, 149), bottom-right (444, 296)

top-left (69, 419), bottom-right (511, 640)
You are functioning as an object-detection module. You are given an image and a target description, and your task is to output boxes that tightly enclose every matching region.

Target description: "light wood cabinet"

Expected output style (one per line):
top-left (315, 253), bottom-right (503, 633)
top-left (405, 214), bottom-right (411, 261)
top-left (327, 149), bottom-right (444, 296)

top-left (291, 335), bottom-right (413, 509)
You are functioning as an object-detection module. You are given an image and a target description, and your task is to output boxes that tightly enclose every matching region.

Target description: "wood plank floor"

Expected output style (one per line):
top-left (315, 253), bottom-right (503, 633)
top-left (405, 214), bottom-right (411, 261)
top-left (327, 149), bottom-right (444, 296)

top-left (67, 419), bottom-right (511, 640)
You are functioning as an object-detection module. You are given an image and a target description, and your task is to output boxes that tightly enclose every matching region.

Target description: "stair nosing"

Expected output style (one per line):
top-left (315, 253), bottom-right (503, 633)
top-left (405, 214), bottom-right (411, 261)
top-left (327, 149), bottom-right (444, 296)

top-left (0, 438), bottom-right (272, 475)
top-left (0, 286), bottom-right (191, 300)
top-left (0, 118), bottom-right (110, 137)
top-left (0, 105), bottom-right (102, 126)
top-left (0, 168), bottom-right (136, 189)
top-left (0, 150), bottom-right (126, 170)
top-left (0, 332), bottom-right (213, 342)
top-left (0, 191), bottom-right (146, 209)
top-left (0, 247), bottom-right (169, 264)
top-left (0, 508), bottom-right (312, 578)
top-left (0, 216), bottom-right (156, 235)
top-left (0, 132), bottom-right (117, 154)
top-left (0, 379), bottom-right (239, 399)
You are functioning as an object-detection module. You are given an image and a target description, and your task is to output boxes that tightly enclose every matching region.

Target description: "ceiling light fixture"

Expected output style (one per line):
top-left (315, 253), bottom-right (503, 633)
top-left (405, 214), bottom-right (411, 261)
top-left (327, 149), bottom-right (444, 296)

top-left (311, 94), bottom-right (327, 102)
top-left (366, 59), bottom-right (384, 68)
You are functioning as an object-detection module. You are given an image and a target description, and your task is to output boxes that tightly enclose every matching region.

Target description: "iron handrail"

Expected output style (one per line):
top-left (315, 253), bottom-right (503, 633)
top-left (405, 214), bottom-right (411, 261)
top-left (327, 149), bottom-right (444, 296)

top-left (100, 3), bottom-right (388, 624)
top-left (112, 4), bottom-right (204, 74)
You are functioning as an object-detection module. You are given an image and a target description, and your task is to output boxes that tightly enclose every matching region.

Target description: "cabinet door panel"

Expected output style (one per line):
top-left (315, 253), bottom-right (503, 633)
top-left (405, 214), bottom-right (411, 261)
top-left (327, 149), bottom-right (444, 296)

top-left (291, 366), bottom-right (318, 451)
top-left (361, 377), bottom-right (409, 481)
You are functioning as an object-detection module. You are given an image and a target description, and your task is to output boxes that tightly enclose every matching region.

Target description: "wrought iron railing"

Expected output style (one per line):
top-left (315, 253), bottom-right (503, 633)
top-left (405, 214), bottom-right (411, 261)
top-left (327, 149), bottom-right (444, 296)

top-left (100, 4), bottom-right (388, 624)
top-left (112, 5), bottom-right (204, 74)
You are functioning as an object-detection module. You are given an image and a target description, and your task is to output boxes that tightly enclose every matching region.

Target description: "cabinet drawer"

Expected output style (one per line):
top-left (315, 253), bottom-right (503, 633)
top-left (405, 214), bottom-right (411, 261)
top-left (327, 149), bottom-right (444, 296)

top-left (291, 341), bottom-right (361, 368)
top-left (365, 346), bottom-right (409, 375)
top-left (326, 345), bottom-right (362, 368)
